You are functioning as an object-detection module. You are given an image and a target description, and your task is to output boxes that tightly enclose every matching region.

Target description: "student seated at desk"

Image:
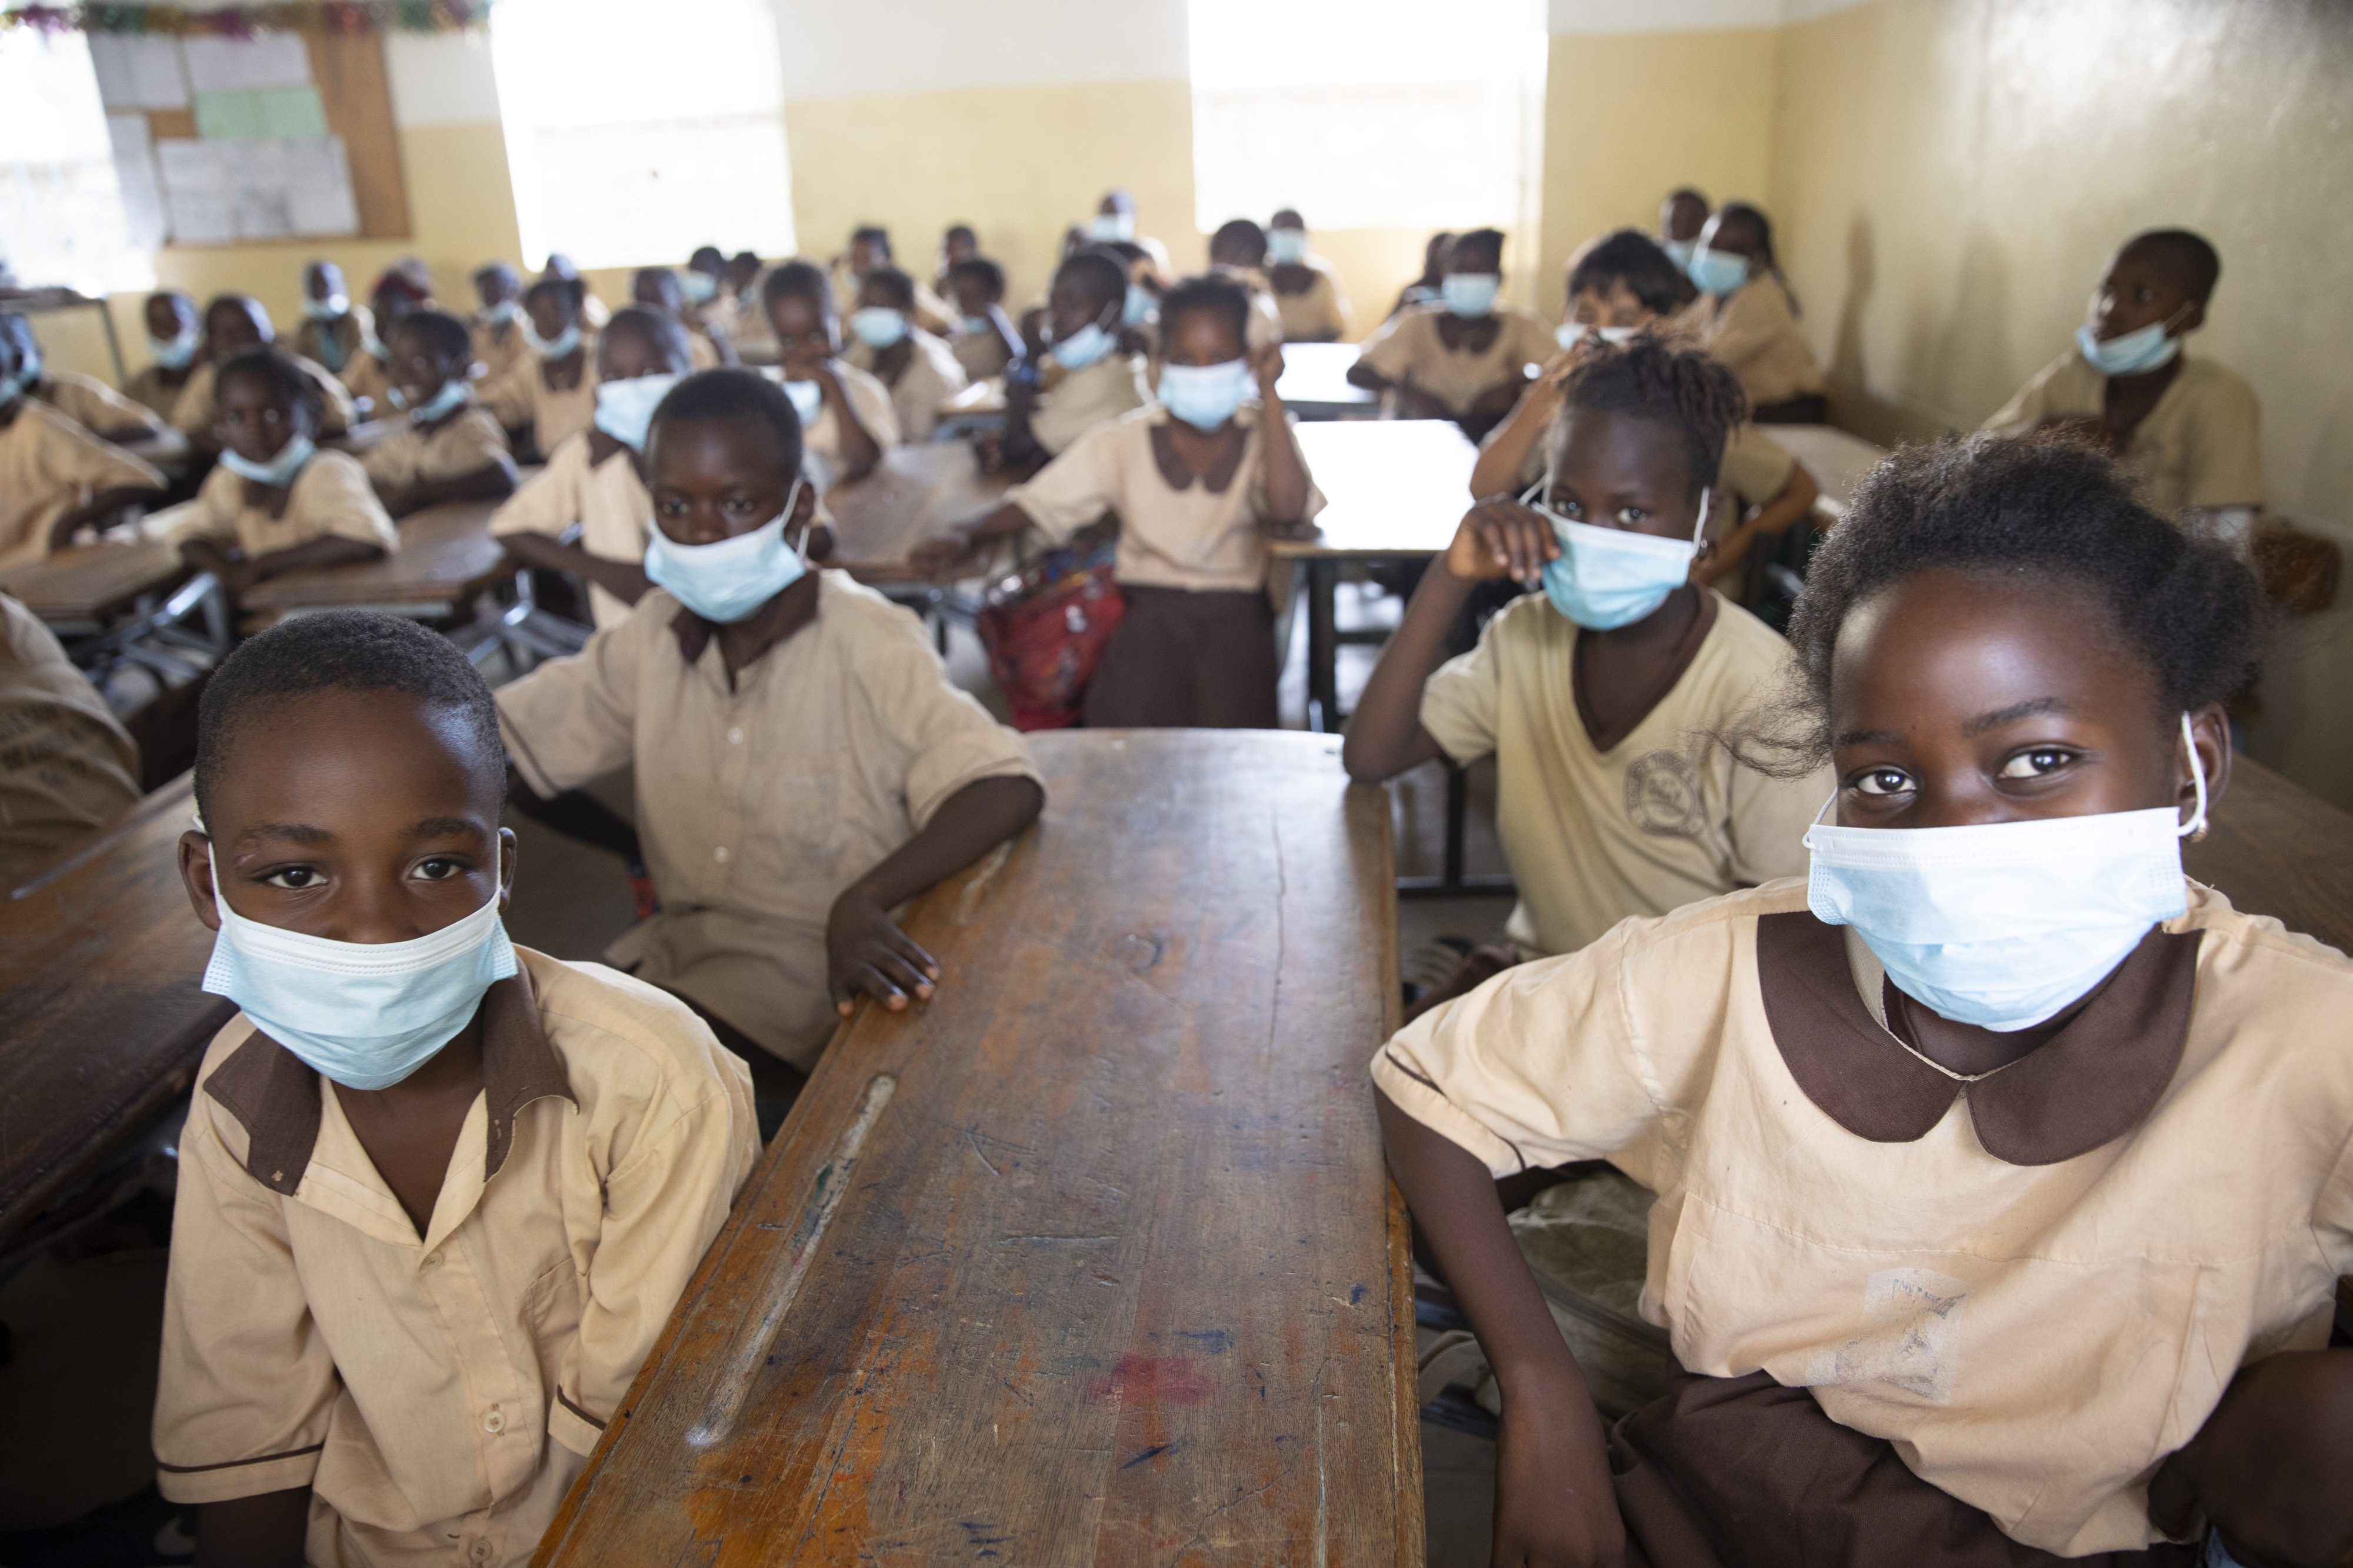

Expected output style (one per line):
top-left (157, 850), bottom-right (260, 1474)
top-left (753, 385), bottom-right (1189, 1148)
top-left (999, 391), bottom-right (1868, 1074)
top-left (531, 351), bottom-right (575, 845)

top-left (1087, 188), bottom-right (1173, 278)
top-left (0, 592), bottom-right (140, 883)
top-left (1983, 229), bottom-right (2260, 530)
top-left (682, 245), bottom-right (731, 326)
top-left (491, 306), bottom-right (694, 630)
top-left (1389, 231), bottom-right (1454, 321)
top-left (845, 266), bottom-right (969, 444)
top-left (1684, 201), bottom-right (1828, 424)
top-left (1266, 208), bottom-right (1353, 343)
top-left (158, 349), bottom-right (395, 609)
top-left (470, 262), bottom-right (530, 383)
top-left (830, 225), bottom-right (955, 336)
top-left (542, 253), bottom-right (610, 331)
top-left (154, 610), bottom-right (759, 1568)
top-left (359, 310), bottom-right (518, 519)
top-left (631, 266), bottom-right (732, 370)
top-left (1374, 434), bottom-right (2353, 1568)
top-left (722, 250), bottom-right (772, 357)
top-left (1471, 231), bottom-right (1821, 585)
top-left (497, 368), bottom-right (1045, 1093)
top-left (1349, 228), bottom-right (1555, 442)
top-left (934, 223), bottom-right (979, 295)
top-left (0, 316), bottom-right (167, 571)
top-left (128, 291), bottom-right (203, 419)
top-left (1657, 185), bottom-right (1709, 299)
top-left (171, 295), bottom-right (358, 446)
top-left (921, 275), bottom-right (1321, 729)
top-left (480, 275), bottom-right (599, 461)
top-left (290, 260), bottom-right (371, 381)
top-left (340, 265), bottom-right (435, 419)
top-left (1347, 335), bottom-right (1824, 1010)
top-left (945, 256), bottom-right (1022, 383)
top-left (761, 259), bottom-right (896, 488)
top-left (1207, 219), bottom-right (1287, 351)
top-left (15, 329), bottom-right (166, 443)
top-left (986, 249), bottom-right (1149, 475)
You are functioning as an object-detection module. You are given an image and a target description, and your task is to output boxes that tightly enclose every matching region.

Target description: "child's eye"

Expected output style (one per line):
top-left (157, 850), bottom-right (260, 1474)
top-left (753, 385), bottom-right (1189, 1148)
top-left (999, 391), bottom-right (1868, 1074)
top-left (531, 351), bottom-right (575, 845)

top-left (1850, 767), bottom-right (1913, 798)
top-left (262, 866), bottom-right (322, 889)
top-left (413, 858), bottom-right (467, 881)
top-left (1613, 507), bottom-right (1649, 528)
top-left (1996, 748), bottom-right (2076, 780)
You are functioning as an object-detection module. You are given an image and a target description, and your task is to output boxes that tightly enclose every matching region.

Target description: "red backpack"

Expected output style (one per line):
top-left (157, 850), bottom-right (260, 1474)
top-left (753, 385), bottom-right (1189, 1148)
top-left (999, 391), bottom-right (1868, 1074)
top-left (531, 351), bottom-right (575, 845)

top-left (974, 537), bottom-right (1125, 730)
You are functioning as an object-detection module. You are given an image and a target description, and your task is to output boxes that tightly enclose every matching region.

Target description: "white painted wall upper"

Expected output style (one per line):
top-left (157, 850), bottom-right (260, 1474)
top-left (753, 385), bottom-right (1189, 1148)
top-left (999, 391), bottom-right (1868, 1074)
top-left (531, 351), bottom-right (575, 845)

top-left (1548, 0), bottom-right (1870, 34)
top-left (766, 0), bottom-right (1190, 101)
top-left (385, 31), bottom-right (503, 125)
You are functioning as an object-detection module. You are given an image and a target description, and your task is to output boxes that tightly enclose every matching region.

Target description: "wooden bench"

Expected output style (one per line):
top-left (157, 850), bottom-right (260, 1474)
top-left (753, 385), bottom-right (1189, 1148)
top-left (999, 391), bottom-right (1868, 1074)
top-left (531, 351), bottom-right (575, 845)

top-left (534, 730), bottom-right (1422, 1566)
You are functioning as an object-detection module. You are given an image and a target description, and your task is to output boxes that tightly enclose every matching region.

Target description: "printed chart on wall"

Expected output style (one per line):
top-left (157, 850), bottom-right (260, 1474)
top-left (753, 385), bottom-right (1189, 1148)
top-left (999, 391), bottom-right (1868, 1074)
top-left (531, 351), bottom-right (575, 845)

top-left (88, 29), bottom-right (361, 245)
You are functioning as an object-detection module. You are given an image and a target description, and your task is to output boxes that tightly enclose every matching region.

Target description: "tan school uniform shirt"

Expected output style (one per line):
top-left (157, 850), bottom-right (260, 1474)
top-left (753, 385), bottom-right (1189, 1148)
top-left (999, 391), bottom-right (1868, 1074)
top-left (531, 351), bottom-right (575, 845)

top-left (340, 351), bottom-right (399, 419)
top-left (360, 403), bottom-right (511, 493)
top-left (1690, 276), bottom-right (1827, 408)
top-left (0, 592), bottom-right (139, 882)
top-left (1355, 303), bottom-right (1558, 416)
top-left (1271, 256), bottom-right (1354, 343)
top-left (829, 261), bottom-right (958, 336)
top-left (125, 363), bottom-right (193, 419)
top-left (1006, 402), bottom-right (1325, 596)
top-left (481, 349), bottom-right (600, 457)
top-left (292, 306), bottom-right (373, 379)
top-left (471, 315), bottom-right (531, 383)
top-left (153, 449), bottom-right (397, 559)
top-left (170, 352), bottom-right (359, 438)
top-left (1030, 351), bottom-right (1152, 459)
top-left (154, 949), bottom-right (758, 1568)
top-left (1982, 351), bottom-right (2263, 517)
top-left (1419, 589), bottom-right (1825, 958)
top-left (38, 371), bottom-right (165, 439)
top-left (783, 361), bottom-right (899, 492)
top-left (845, 328), bottom-right (970, 443)
top-left (488, 433), bottom-right (650, 630)
top-left (1374, 877), bottom-right (2353, 1557)
top-left (951, 325), bottom-right (1014, 383)
top-left (0, 400), bottom-right (166, 571)
top-left (496, 571), bottom-right (1042, 1069)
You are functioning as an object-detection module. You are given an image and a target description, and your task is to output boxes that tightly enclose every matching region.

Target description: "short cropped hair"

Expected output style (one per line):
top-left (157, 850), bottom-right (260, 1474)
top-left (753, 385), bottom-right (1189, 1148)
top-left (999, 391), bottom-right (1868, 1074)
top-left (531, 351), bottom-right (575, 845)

top-left (392, 308), bottom-right (473, 363)
top-left (1158, 272), bottom-right (1251, 348)
top-left (214, 346), bottom-right (325, 429)
top-left (1452, 228), bottom-right (1506, 268)
top-left (861, 266), bottom-right (916, 311)
top-left (688, 245), bottom-right (725, 271)
top-left (1211, 218), bottom-right (1267, 262)
top-left (205, 293), bottom-right (272, 342)
top-left (1055, 249), bottom-right (1128, 313)
top-left (762, 259), bottom-right (834, 316)
top-left (2122, 228), bottom-right (2222, 303)
top-left (472, 261), bottom-right (521, 292)
top-left (850, 225), bottom-right (891, 257)
top-left (1566, 229), bottom-right (1689, 319)
top-left (522, 275), bottom-right (584, 316)
top-left (598, 305), bottom-right (694, 376)
top-left (949, 256), bottom-right (1005, 299)
top-left (649, 367), bottom-right (804, 482)
top-left (194, 610), bottom-right (503, 822)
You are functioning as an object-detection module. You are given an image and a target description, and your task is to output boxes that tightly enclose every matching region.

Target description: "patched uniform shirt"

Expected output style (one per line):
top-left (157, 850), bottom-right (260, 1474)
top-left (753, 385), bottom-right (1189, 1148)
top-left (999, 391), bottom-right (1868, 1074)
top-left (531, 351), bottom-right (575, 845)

top-left (1983, 351), bottom-right (2263, 517)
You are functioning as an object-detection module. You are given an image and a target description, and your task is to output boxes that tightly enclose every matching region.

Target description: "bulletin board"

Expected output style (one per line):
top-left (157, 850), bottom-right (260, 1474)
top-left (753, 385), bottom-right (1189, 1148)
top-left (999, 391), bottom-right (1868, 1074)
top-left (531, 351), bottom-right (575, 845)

top-left (89, 26), bottom-right (411, 246)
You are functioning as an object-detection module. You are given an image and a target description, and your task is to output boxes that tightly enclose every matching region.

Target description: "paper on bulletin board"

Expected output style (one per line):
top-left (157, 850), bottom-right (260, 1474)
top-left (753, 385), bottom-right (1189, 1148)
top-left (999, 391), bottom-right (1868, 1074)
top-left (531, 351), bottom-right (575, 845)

top-left (224, 142), bottom-right (296, 241)
top-left (156, 139), bottom-right (234, 246)
top-left (181, 30), bottom-right (312, 94)
top-left (88, 34), bottom-right (190, 109)
top-left (106, 114), bottom-right (169, 251)
top-left (194, 89), bottom-right (270, 141)
top-left (195, 85), bottom-right (327, 141)
top-left (287, 138), bottom-right (360, 238)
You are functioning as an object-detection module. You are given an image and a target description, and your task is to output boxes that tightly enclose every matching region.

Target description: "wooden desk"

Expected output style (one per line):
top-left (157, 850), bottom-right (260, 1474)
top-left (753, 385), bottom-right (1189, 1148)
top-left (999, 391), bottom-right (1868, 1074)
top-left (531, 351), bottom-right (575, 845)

top-left (2184, 755), bottom-right (2353, 954)
top-left (0, 535), bottom-right (189, 630)
top-left (121, 426), bottom-right (194, 475)
top-left (239, 496), bottom-right (511, 618)
top-left (0, 774), bottom-right (231, 1250)
top-left (1276, 341), bottom-right (1381, 421)
top-left (824, 441), bottom-right (1013, 586)
top-left (536, 730), bottom-right (1421, 1567)
top-left (1767, 424), bottom-right (1888, 525)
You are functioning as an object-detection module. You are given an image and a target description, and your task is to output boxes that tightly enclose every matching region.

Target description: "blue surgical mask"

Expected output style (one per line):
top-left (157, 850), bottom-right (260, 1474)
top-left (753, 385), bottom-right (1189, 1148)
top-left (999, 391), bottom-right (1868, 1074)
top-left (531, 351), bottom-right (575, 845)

top-left (1049, 319), bottom-right (1116, 371)
top-left (1662, 238), bottom-right (1697, 271)
top-left (1089, 212), bottom-right (1135, 243)
top-left (2076, 314), bottom-right (2184, 379)
top-left (644, 485), bottom-right (810, 625)
top-left (481, 301), bottom-right (518, 326)
top-left (591, 372), bottom-right (682, 451)
top-left (302, 293), bottom-right (347, 322)
top-left (0, 352), bottom-right (38, 403)
top-left (1688, 246), bottom-right (1749, 296)
top-left (219, 433), bottom-right (318, 488)
top-left (1803, 715), bottom-right (2209, 1032)
top-left (522, 319), bottom-right (581, 360)
top-left (1441, 273), bottom-right (1500, 319)
top-left (1157, 358), bottom-right (1253, 432)
top-left (1267, 229), bottom-right (1308, 265)
top-left (151, 328), bottom-right (201, 371)
top-left (960, 314), bottom-right (994, 337)
top-left (201, 849), bottom-right (518, 1093)
top-left (391, 379), bottom-right (471, 422)
top-left (779, 377), bottom-right (823, 429)
top-left (682, 271), bottom-right (719, 305)
top-left (1556, 323), bottom-right (1639, 351)
top-left (849, 306), bottom-right (909, 349)
top-left (1122, 285), bottom-right (1157, 329)
top-left (1527, 482), bottom-right (1707, 630)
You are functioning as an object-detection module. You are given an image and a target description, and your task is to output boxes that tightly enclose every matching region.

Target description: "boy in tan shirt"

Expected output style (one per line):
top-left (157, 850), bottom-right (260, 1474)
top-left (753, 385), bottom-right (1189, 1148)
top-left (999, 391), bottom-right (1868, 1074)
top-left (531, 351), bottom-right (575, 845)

top-left (0, 592), bottom-right (140, 882)
top-left (358, 309), bottom-right (517, 518)
top-left (479, 275), bottom-right (601, 461)
top-left (170, 295), bottom-right (358, 445)
top-left (1349, 228), bottom-right (1557, 441)
top-left (0, 316), bottom-right (167, 570)
top-left (154, 609), bottom-right (757, 1568)
top-left (986, 249), bottom-right (1151, 474)
top-left (469, 262), bottom-right (531, 383)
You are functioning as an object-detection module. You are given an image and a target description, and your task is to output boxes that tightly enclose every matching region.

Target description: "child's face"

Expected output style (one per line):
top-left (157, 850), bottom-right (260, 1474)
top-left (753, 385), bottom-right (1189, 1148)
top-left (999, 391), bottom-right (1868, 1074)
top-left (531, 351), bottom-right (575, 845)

top-left (949, 275), bottom-right (998, 319)
top-left (210, 301), bottom-right (269, 355)
top-left (849, 238), bottom-right (884, 275)
top-left (525, 289), bottom-right (576, 341)
top-left (1046, 274), bottom-right (1115, 343)
top-left (1542, 408), bottom-right (1704, 544)
top-left (388, 323), bottom-right (459, 402)
top-left (475, 272), bottom-right (518, 311)
top-left (1567, 281), bottom-right (1655, 330)
top-left (215, 368), bottom-right (312, 463)
top-left (855, 278), bottom-right (909, 320)
top-left (1447, 239), bottom-right (1502, 279)
top-left (725, 258), bottom-right (759, 292)
top-left (944, 229), bottom-right (976, 266)
top-left (1826, 569), bottom-right (2216, 831)
top-left (766, 294), bottom-right (838, 368)
top-left (598, 321), bottom-right (687, 383)
top-left (1162, 306), bottom-right (1245, 369)
top-left (305, 263), bottom-right (343, 303)
top-left (179, 691), bottom-right (513, 945)
top-left (146, 296), bottom-right (192, 339)
top-left (2088, 246), bottom-right (2200, 341)
top-left (632, 269), bottom-right (680, 312)
top-left (1661, 194), bottom-right (1708, 243)
top-left (374, 291), bottom-right (418, 333)
top-left (1697, 212), bottom-right (1762, 263)
top-left (646, 412), bottom-right (810, 546)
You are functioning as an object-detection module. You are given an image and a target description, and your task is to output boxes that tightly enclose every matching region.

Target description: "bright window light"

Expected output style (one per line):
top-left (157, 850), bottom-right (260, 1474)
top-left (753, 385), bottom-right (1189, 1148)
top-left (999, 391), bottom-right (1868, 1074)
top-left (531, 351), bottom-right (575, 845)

top-left (0, 25), bottom-right (155, 293)
top-left (490, 0), bottom-right (795, 271)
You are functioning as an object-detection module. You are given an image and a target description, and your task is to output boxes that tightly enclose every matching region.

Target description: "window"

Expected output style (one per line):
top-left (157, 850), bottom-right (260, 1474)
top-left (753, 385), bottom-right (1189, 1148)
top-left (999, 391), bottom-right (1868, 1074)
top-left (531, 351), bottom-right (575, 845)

top-left (0, 25), bottom-right (154, 292)
top-left (489, 0), bottom-right (794, 271)
top-left (1185, 0), bottom-right (1547, 235)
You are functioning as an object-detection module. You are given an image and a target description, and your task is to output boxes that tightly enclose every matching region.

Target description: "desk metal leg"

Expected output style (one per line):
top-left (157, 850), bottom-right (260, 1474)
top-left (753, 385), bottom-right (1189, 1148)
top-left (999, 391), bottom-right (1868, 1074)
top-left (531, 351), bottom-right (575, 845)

top-left (1397, 762), bottom-right (1518, 900)
top-left (1307, 558), bottom-right (1339, 733)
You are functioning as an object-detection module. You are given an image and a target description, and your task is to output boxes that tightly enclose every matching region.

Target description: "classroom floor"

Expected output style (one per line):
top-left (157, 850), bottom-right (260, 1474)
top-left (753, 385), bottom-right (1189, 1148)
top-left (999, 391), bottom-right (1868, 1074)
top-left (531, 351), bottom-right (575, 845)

top-left (1, 572), bottom-right (1510, 1563)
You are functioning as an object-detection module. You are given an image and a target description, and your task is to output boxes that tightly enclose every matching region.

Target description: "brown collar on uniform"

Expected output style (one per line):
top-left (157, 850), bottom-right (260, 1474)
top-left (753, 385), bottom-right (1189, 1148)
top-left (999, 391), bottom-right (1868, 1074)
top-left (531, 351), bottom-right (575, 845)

top-left (668, 569), bottom-right (817, 670)
top-left (1752, 910), bottom-right (2201, 1166)
top-left (203, 968), bottom-right (574, 1197)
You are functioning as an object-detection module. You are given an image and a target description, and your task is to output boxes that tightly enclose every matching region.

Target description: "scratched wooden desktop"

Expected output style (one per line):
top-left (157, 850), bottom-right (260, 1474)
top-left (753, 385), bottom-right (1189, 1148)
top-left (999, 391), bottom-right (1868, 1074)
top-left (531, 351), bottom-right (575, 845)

top-left (534, 730), bottom-right (1422, 1566)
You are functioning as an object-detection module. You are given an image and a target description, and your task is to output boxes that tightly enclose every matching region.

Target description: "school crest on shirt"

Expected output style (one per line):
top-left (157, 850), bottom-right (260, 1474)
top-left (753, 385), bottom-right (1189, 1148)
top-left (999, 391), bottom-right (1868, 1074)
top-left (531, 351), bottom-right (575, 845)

top-left (1624, 751), bottom-right (1707, 839)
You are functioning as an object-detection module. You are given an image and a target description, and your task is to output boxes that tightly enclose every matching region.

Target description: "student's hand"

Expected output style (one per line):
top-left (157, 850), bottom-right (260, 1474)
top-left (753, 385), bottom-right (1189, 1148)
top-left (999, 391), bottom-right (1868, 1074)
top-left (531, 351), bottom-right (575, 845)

top-left (1250, 342), bottom-right (1285, 400)
top-left (1446, 496), bottom-right (1558, 588)
top-left (1493, 1377), bottom-right (1627, 1568)
top-left (2151, 1349), bottom-right (2353, 1568)
top-left (825, 885), bottom-right (941, 1018)
top-left (908, 525), bottom-right (975, 578)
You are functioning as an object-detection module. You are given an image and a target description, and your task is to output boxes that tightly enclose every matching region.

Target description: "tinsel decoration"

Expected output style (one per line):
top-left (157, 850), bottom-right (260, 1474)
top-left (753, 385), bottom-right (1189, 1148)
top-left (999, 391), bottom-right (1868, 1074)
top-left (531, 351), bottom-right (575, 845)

top-left (0, 1), bottom-right (495, 34)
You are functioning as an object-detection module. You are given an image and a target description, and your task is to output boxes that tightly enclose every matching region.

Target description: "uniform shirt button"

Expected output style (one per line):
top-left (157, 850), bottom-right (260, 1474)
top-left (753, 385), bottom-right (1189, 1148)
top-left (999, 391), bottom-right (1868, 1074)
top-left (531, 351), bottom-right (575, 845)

top-left (421, 1250), bottom-right (443, 1270)
top-left (468, 1541), bottom-right (496, 1564)
top-left (714, 845), bottom-right (730, 863)
top-left (728, 726), bottom-right (744, 745)
top-left (482, 1405), bottom-right (505, 1435)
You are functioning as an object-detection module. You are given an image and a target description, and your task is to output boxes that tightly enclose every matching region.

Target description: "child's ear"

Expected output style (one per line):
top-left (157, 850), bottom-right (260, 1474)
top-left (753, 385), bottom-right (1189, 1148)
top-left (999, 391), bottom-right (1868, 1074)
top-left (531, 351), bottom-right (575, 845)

top-left (2177, 298), bottom-right (2208, 335)
top-left (178, 830), bottom-right (222, 932)
top-left (495, 826), bottom-right (520, 911)
top-left (790, 476), bottom-right (819, 526)
top-left (2182, 703), bottom-right (2232, 821)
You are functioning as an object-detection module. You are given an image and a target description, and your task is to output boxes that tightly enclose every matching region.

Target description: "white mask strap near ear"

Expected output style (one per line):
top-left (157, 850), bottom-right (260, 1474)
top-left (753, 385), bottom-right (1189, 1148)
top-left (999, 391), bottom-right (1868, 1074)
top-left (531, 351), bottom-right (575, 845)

top-left (2175, 711), bottom-right (2209, 839)
top-left (1690, 489), bottom-right (1713, 547)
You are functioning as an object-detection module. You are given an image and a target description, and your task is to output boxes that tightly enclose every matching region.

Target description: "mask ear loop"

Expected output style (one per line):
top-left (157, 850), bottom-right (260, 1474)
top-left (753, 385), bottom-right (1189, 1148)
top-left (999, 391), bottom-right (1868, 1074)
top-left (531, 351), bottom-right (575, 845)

top-left (2175, 710), bottom-right (2210, 840)
top-left (783, 476), bottom-right (812, 562)
top-left (1689, 488), bottom-right (1713, 548)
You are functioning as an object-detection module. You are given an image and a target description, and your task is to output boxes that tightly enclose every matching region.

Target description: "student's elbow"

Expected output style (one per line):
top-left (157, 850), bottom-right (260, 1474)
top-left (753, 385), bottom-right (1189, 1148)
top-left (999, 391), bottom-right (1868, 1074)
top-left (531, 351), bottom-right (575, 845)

top-left (1344, 362), bottom-right (1383, 391)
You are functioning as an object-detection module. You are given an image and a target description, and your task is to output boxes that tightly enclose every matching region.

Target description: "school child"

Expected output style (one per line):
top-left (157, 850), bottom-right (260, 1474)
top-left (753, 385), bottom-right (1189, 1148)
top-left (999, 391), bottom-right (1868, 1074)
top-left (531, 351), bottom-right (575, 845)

top-left (359, 310), bottom-right (518, 519)
top-left (1374, 432), bottom-right (2353, 1568)
top-left (152, 609), bottom-right (758, 1568)
top-left (479, 275), bottom-right (599, 460)
top-left (12, 324), bottom-right (166, 442)
top-left (1206, 219), bottom-right (1287, 349)
top-left (1265, 208), bottom-right (1353, 343)
top-left (339, 267), bottom-right (435, 419)
top-left (1347, 335), bottom-right (1825, 1015)
top-left (918, 275), bottom-right (1321, 729)
top-left (1470, 230), bottom-right (1821, 583)
top-left (1984, 229), bottom-right (2261, 528)
top-left (844, 266), bottom-right (969, 443)
top-left (128, 291), bottom-right (204, 419)
top-left (491, 307), bottom-right (695, 629)
top-left (542, 254), bottom-right (611, 329)
top-left (496, 368), bottom-right (1045, 1083)
top-left (471, 262), bottom-right (530, 383)
top-left (1349, 228), bottom-right (1556, 441)
top-left (830, 226), bottom-right (955, 336)
top-left (1658, 186), bottom-right (1709, 273)
top-left (1388, 231), bottom-right (1455, 319)
top-left (1086, 189), bottom-right (1172, 278)
top-left (0, 592), bottom-right (140, 883)
top-left (629, 268), bottom-right (731, 370)
top-left (935, 223), bottom-right (979, 296)
top-left (0, 316), bottom-right (167, 571)
top-left (760, 259), bottom-right (897, 487)
top-left (988, 249), bottom-right (1151, 473)
top-left (170, 295), bottom-right (358, 442)
top-left (945, 256), bottom-right (1022, 382)
top-left (290, 260), bottom-right (371, 379)
top-left (157, 349), bottom-right (395, 609)
top-left (1684, 201), bottom-right (1829, 423)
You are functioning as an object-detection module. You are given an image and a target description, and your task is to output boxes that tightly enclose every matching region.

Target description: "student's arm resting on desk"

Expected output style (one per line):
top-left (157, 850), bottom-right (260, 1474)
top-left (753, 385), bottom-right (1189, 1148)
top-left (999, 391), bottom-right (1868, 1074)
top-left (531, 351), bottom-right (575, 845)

top-left (377, 453), bottom-right (519, 519)
top-left (46, 481), bottom-right (168, 551)
top-left (1704, 463), bottom-right (1818, 582)
top-left (179, 531), bottom-right (384, 595)
top-left (911, 418), bottom-right (1115, 575)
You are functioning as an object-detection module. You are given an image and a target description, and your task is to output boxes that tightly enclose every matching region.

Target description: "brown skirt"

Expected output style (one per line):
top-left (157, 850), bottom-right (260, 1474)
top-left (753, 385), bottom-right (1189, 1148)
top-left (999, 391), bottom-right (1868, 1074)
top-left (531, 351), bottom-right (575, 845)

top-left (1610, 1367), bottom-right (2201, 1568)
top-left (1081, 584), bottom-right (1280, 729)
